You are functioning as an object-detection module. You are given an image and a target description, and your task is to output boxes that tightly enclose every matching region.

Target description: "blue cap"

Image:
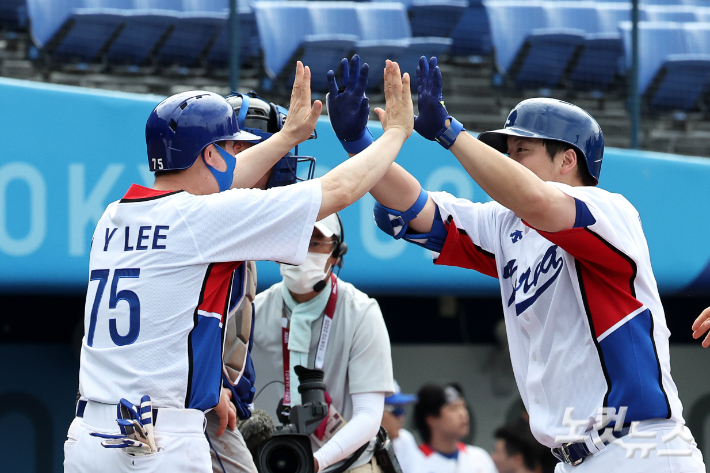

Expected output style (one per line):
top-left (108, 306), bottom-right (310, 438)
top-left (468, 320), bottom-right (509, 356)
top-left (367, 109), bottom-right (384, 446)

top-left (385, 380), bottom-right (417, 406)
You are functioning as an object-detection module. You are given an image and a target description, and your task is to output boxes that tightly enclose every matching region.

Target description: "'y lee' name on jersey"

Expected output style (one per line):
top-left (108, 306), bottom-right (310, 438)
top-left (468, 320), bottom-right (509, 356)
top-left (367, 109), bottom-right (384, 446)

top-left (80, 182), bottom-right (321, 412)
top-left (428, 184), bottom-right (683, 448)
top-left (99, 225), bottom-right (170, 252)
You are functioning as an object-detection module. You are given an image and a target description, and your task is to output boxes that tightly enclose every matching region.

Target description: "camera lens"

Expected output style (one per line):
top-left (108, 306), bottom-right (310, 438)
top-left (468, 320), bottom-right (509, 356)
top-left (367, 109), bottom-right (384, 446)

top-left (267, 445), bottom-right (301, 473)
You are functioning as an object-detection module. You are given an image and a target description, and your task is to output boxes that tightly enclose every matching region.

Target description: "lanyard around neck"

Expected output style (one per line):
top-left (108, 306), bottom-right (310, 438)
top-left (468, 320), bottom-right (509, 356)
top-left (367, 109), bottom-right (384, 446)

top-left (281, 273), bottom-right (338, 406)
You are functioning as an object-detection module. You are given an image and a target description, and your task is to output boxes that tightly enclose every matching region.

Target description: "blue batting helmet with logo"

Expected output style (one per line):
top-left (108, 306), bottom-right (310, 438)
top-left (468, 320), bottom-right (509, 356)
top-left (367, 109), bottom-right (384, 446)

top-left (146, 90), bottom-right (259, 172)
top-left (224, 91), bottom-right (316, 188)
top-left (477, 98), bottom-right (604, 184)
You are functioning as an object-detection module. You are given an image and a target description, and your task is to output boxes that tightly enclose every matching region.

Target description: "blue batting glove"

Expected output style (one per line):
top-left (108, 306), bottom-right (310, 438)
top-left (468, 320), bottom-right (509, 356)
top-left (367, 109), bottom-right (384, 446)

top-left (326, 54), bottom-right (373, 154)
top-left (414, 56), bottom-right (465, 149)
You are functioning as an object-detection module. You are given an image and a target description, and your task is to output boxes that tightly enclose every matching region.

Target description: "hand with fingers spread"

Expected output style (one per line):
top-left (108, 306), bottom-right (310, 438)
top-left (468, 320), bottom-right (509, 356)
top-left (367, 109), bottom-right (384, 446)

top-left (373, 60), bottom-right (414, 139)
top-left (327, 54), bottom-right (373, 154)
top-left (280, 61), bottom-right (323, 146)
top-left (692, 307), bottom-right (710, 348)
top-left (414, 56), bottom-right (465, 149)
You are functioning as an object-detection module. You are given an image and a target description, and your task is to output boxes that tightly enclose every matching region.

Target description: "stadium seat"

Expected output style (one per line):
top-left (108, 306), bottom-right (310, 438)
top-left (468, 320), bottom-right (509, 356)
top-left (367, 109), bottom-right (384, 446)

top-left (26, 0), bottom-right (131, 63)
top-left (449, 0), bottom-right (492, 57)
top-left (545, 2), bottom-right (625, 91)
top-left (184, 0), bottom-right (261, 68)
top-left (620, 21), bottom-right (710, 110)
top-left (103, 1), bottom-right (179, 66)
top-left (485, 1), bottom-right (585, 89)
top-left (0, 0), bottom-right (28, 29)
top-left (370, 0), bottom-right (468, 38)
top-left (355, 2), bottom-right (452, 84)
top-left (642, 5), bottom-right (697, 23)
top-left (253, 1), bottom-right (356, 91)
top-left (308, 1), bottom-right (406, 86)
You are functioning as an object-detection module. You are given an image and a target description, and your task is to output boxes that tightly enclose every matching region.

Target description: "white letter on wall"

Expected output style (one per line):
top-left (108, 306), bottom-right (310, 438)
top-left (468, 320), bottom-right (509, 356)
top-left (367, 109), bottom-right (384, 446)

top-left (69, 164), bottom-right (124, 256)
top-left (0, 163), bottom-right (47, 256)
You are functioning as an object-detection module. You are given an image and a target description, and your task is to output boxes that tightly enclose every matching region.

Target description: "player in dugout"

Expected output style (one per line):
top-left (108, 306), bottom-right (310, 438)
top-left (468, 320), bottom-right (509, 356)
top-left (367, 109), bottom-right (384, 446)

top-left (249, 212), bottom-right (394, 473)
top-left (326, 55), bottom-right (705, 472)
top-left (64, 60), bottom-right (414, 473)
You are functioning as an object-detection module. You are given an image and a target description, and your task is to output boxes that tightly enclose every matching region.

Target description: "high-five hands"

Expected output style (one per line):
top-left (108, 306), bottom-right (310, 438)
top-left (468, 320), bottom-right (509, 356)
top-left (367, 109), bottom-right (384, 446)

top-left (692, 307), bottom-right (710, 348)
top-left (280, 61), bottom-right (323, 146)
top-left (374, 60), bottom-right (414, 139)
top-left (414, 56), bottom-right (465, 149)
top-left (327, 54), bottom-right (373, 153)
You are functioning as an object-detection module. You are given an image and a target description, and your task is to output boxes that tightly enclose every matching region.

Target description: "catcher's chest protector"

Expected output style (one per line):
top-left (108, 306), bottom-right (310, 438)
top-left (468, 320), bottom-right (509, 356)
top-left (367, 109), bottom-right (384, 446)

top-left (224, 261), bottom-right (257, 384)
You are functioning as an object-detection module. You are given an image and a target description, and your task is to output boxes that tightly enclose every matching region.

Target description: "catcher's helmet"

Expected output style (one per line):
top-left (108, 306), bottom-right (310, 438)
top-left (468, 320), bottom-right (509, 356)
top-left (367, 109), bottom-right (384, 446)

top-left (477, 98), bottom-right (604, 184)
top-left (224, 91), bottom-right (316, 188)
top-left (146, 90), bottom-right (259, 172)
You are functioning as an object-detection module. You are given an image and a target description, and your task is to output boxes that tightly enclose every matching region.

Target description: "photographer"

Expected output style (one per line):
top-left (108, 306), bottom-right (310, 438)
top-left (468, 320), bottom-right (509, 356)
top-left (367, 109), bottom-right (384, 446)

top-left (252, 213), bottom-right (395, 472)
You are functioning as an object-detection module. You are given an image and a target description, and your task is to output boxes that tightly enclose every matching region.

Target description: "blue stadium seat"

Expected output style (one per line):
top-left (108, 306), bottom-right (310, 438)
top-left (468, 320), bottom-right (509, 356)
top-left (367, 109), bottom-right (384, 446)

top-left (253, 1), bottom-right (356, 91)
top-left (642, 5), bottom-right (697, 23)
top-left (0, 0), bottom-right (28, 29)
top-left (449, 0), bottom-right (492, 56)
top-left (355, 2), bottom-right (451, 84)
top-left (184, 0), bottom-right (260, 67)
top-left (596, 2), bottom-right (632, 32)
top-left (545, 2), bottom-right (625, 91)
top-left (309, 1), bottom-right (406, 86)
top-left (27, 0), bottom-right (130, 62)
top-left (102, 2), bottom-right (175, 66)
top-left (485, 1), bottom-right (584, 89)
top-left (694, 7), bottom-right (710, 22)
top-left (370, 0), bottom-right (467, 38)
top-left (620, 21), bottom-right (710, 110)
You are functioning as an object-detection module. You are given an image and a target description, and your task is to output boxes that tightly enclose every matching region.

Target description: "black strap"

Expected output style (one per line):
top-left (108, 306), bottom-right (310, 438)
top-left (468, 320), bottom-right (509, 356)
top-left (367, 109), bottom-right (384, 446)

top-left (326, 441), bottom-right (370, 473)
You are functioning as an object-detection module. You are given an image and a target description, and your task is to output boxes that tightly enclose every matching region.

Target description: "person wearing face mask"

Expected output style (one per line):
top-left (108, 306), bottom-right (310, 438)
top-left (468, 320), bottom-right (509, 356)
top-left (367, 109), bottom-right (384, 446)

top-left (251, 213), bottom-right (395, 472)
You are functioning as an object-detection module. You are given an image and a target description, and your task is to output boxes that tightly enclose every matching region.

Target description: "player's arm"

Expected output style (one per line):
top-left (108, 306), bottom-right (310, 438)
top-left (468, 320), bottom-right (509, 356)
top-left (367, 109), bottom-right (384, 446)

top-left (325, 55), bottom-right (435, 233)
top-left (415, 57), bottom-right (576, 233)
top-left (317, 60), bottom-right (413, 220)
top-left (692, 307), bottom-right (710, 348)
top-left (230, 61), bottom-right (322, 189)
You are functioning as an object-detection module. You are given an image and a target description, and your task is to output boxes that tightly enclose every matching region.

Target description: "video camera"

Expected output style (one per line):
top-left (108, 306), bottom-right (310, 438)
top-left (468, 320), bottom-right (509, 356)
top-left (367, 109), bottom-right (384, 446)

top-left (255, 366), bottom-right (328, 473)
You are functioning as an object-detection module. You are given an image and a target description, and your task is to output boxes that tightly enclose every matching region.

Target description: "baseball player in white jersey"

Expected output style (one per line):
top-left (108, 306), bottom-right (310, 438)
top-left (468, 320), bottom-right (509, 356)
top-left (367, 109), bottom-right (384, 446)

top-left (64, 60), bottom-right (414, 473)
top-left (327, 55), bottom-right (706, 472)
top-left (251, 212), bottom-right (394, 472)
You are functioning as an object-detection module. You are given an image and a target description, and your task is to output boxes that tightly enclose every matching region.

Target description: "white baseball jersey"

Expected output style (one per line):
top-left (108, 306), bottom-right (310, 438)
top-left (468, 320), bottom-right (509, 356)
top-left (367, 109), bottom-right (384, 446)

top-left (391, 429), bottom-right (423, 473)
top-left (429, 183), bottom-right (683, 448)
top-left (79, 180), bottom-right (321, 411)
top-left (417, 443), bottom-right (497, 473)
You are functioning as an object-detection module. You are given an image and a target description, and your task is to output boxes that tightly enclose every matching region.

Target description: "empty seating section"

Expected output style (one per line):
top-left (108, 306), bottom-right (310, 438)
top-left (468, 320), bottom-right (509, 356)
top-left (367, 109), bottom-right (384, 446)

top-left (355, 3), bottom-right (452, 83)
top-left (619, 21), bottom-right (710, 111)
top-left (15, 0), bottom-right (710, 111)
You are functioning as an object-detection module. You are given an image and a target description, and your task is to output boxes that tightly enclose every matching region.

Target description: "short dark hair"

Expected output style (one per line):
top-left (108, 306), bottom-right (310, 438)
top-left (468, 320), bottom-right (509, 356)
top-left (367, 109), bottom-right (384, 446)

top-left (494, 420), bottom-right (540, 471)
top-left (542, 140), bottom-right (596, 186)
top-left (414, 383), bottom-right (464, 443)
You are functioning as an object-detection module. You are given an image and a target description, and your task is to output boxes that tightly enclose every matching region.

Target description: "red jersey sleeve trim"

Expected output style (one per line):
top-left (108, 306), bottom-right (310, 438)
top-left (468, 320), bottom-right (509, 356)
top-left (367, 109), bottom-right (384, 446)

top-left (434, 218), bottom-right (498, 278)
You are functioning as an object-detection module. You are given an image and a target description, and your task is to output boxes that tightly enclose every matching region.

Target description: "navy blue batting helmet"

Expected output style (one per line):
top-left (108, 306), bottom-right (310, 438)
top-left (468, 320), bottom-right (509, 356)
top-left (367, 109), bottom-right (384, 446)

top-left (224, 91), bottom-right (316, 188)
top-left (146, 90), bottom-right (259, 172)
top-left (477, 98), bottom-right (604, 184)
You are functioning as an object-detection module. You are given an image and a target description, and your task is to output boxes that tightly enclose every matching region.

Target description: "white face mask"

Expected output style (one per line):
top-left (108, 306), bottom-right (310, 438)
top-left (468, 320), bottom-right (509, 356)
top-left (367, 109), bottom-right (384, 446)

top-left (280, 252), bottom-right (333, 294)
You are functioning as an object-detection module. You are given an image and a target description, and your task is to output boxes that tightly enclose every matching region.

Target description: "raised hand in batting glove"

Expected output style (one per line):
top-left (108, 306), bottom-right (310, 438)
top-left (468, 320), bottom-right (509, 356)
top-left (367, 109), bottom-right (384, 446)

top-left (414, 56), bottom-right (465, 149)
top-left (326, 54), bottom-right (373, 154)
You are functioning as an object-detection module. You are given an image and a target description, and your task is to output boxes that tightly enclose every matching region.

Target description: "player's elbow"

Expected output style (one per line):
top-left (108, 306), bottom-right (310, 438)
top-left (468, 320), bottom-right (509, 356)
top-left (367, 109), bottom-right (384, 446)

top-left (521, 188), bottom-right (574, 233)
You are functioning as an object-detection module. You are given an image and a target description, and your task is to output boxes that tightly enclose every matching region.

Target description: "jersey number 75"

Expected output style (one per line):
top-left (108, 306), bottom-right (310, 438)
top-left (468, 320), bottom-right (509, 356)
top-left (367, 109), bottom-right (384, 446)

top-left (87, 268), bottom-right (141, 347)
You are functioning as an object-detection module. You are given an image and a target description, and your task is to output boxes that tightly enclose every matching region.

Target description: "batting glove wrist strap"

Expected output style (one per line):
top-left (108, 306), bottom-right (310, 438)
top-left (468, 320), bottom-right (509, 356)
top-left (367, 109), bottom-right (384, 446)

top-left (435, 117), bottom-right (465, 150)
top-left (340, 127), bottom-right (374, 154)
